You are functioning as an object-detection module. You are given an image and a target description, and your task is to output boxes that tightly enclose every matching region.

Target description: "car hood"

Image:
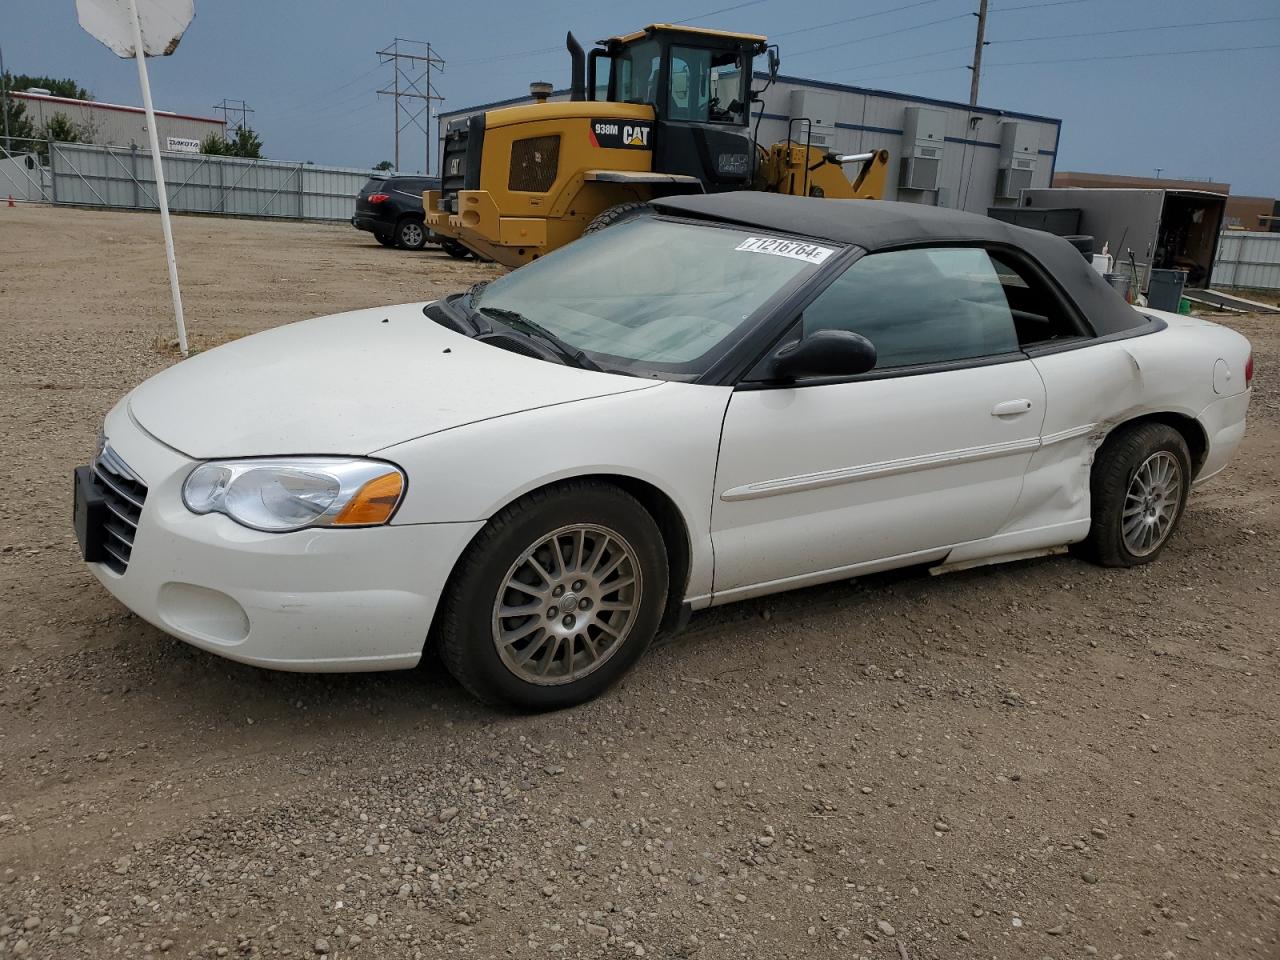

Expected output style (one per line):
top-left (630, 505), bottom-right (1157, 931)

top-left (127, 302), bottom-right (656, 459)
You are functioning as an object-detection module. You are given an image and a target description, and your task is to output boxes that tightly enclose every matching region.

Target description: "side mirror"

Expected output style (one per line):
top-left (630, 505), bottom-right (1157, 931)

top-left (763, 329), bottom-right (877, 382)
top-left (767, 48), bottom-right (780, 81)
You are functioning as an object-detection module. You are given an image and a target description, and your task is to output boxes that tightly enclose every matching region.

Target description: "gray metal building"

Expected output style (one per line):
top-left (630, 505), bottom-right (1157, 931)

top-left (10, 91), bottom-right (226, 150)
top-left (437, 72), bottom-right (1061, 215)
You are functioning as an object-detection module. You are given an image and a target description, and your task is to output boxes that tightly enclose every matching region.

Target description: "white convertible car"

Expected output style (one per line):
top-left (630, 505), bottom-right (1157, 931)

top-left (75, 195), bottom-right (1252, 709)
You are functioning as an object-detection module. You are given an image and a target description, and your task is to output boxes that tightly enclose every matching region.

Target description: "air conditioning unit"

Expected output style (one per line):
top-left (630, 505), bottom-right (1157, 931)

top-left (899, 106), bottom-right (946, 192)
top-left (789, 89), bottom-right (836, 150)
top-left (996, 121), bottom-right (1038, 200)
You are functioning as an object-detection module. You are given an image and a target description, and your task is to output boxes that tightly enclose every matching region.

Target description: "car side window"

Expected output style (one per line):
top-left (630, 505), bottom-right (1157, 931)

top-left (801, 247), bottom-right (1020, 369)
top-left (986, 251), bottom-right (1088, 346)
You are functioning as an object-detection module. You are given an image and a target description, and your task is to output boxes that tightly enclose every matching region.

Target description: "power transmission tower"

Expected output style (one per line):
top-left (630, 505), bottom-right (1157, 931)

top-left (213, 98), bottom-right (254, 133)
top-left (968, 0), bottom-right (990, 106)
top-left (377, 38), bottom-right (445, 174)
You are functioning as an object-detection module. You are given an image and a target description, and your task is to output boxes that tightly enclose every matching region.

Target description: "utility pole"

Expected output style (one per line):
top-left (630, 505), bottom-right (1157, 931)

top-left (212, 97), bottom-right (253, 133)
top-left (0, 43), bottom-right (11, 153)
top-left (376, 38), bottom-right (444, 174)
top-left (968, 0), bottom-right (990, 107)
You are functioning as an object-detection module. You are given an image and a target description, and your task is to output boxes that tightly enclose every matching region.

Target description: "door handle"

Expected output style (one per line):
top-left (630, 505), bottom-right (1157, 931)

top-left (991, 399), bottom-right (1033, 417)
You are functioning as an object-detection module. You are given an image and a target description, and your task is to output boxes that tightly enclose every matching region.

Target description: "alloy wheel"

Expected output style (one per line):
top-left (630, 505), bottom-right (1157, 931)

top-left (491, 524), bottom-right (642, 685)
top-left (1122, 450), bottom-right (1183, 557)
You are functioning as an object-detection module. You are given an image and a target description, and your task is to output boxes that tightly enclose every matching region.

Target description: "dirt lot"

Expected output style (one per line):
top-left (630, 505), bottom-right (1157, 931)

top-left (0, 205), bottom-right (1277, 960)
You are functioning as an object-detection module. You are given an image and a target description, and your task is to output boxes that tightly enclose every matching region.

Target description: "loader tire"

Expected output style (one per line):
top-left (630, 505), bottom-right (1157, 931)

top-left (583, 202), bottom-right (653, 235)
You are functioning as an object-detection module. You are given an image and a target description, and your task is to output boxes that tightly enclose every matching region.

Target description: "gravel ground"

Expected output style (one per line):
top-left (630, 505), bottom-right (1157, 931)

top-left (0, 205), bottom-right (1277, 960)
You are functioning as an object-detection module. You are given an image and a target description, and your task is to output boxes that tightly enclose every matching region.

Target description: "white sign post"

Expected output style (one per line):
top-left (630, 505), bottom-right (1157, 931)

top-left (77, 0), bottom-right (195, 356)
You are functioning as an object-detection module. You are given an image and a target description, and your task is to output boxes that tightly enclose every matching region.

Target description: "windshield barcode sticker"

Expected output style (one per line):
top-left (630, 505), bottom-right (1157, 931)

top-left (734, 237), bottom-right (835, 264)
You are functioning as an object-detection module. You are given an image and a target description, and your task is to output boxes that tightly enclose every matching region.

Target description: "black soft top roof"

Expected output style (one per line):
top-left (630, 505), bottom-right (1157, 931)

top-left (650, 193), bottom-right (1150, 337)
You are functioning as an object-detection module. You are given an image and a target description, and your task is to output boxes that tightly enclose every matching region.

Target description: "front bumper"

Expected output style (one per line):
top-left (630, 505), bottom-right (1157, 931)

top-left (83, 404), bottom-right (483, 672)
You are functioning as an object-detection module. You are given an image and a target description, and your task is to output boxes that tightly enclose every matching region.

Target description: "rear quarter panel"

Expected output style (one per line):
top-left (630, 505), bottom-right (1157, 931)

top-left (1005, 310), bottom-right (1250, 536)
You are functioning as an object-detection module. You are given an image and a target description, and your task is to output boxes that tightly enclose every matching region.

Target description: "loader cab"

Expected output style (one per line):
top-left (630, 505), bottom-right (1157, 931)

top-left (590, 25), bottom-right (768, 191)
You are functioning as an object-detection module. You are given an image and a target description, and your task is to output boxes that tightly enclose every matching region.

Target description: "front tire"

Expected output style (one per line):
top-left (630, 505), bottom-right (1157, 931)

top-left (440, 239), bottom-right (471, 259)
top-left (396, 217), bottom-right (427, 250)
top-left (1081, 422), bottom-right (1191, 567)
top-left (438, 481), bottom-right (668, 710)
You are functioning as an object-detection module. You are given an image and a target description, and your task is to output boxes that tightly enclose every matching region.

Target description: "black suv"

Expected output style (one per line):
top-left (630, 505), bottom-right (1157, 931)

top-left (352, 175), bottom-right (440, 250)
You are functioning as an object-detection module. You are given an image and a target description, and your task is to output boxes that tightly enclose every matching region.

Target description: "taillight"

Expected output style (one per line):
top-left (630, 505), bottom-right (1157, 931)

top-left (1244, 352), bottom-right (1253, 388)
top-left (367, 193), bottom-right (390, 203)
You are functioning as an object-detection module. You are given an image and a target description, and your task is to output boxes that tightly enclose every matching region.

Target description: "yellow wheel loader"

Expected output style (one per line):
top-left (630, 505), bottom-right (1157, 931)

top-left (426, 24), bottom-right (889, 268)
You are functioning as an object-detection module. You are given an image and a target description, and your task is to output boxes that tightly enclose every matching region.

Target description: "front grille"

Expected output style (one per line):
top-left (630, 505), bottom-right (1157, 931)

top-left (508, 135), bottom-right (560, 193)
top-left (92, 444), bottom-right (148, 575)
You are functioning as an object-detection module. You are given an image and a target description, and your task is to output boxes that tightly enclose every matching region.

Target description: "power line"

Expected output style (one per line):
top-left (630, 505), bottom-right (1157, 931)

top-left (450, 0), bottom-right (771, 69)
top-left (988, 41), bottom-right (1280, 67)
top-left (673, 0), bottom-right (766, 24)
top-left (989, 0), bottom-right (1106, 11)
top-left (818, 44), bottom-right (972, 76)
top-left (771, 0), bottom-right (954, 40)
top-left (991, 15), bottom-right (1280, 44)
top-left (842, 63), bottom-right (970, 85)
top-left (787, 12), bottom-right (973, 59)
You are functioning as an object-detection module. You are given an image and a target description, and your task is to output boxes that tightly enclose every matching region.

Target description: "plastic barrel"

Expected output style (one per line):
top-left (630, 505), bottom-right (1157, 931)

top-left (1147, 269), bottom-right (1188, 312)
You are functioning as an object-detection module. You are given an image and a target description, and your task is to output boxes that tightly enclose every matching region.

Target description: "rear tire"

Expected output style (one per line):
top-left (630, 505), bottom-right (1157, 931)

top-left (396, 217), bottom-right (427, 250)
top-left (1080, 422), bottom-right (1191, 567)
top-left (437, 481), bottom-right (668, 711)
top-left (583, 201), bottom-right (652, 235)
top-left (440, 239), bottom-right (471, 259)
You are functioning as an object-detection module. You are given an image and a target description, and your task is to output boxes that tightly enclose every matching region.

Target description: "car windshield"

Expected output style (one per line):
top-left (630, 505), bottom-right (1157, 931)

top-left (470, 217), bottom-right (837, 378)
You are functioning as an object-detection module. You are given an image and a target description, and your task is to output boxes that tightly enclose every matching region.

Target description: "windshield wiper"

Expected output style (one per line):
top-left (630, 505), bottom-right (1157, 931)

top-left (478, 306), bottom-right (603, 372)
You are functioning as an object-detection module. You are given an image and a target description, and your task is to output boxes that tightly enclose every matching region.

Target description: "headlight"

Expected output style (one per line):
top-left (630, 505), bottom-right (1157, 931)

top-left (182, 458), bottom-right (405, 532)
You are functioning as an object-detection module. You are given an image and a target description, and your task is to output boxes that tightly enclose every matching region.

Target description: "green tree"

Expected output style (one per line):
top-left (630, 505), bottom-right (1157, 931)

top-left (31, 112), bottom-right (96, 162)
top-left (1, 98), bottom-right (36, 155)
top-left (6, 74), bottom-right (92, 100)
top-left (2, 72), bottom-right (92, 156)
top-left (200, 127), bottom-right (264, 159)
top-left (43, 112), bottom-right (94, 143)
top-left (374, 159), bottom-right (393, 171)
top-left (199, 131), bottom-right (228, 155)
top-left (229, 126), bottom-right (263, 158)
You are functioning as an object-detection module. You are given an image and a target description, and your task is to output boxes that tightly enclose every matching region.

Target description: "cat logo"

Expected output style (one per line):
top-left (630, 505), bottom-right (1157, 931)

top-left (590, 118), bottom-right (654, 150)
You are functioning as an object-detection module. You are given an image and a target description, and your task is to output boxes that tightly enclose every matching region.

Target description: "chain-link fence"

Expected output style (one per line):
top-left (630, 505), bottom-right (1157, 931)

top-left (0, 138), bottom-right (373, 221)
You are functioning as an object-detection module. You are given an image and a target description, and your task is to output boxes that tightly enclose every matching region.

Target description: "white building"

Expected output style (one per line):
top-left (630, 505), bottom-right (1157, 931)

top-left (10, 90), bottom-right (226, 151)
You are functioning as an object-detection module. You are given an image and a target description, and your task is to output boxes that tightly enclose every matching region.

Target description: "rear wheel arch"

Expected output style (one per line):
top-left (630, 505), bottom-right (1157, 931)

top-left (1098, 411), bottom-right (1208, 478)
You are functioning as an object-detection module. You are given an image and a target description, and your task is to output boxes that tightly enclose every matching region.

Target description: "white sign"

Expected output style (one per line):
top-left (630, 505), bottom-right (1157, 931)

top-left (77, 0), bottom-right (196, 356)
top-left (165, 136), bottom-right (200, 153)
top-left (734, 236), bottom-right (835, 265)
top-left (76, 0), bottom-right (195, 58)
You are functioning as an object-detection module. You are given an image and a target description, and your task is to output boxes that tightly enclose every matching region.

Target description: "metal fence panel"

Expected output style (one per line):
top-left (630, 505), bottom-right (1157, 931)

top-left (0, 152), bottom-right (46, 201)
top-left (1213, 231), bottom-right (1280, 291)
top-left (44, 141), bottom-right (369, 221)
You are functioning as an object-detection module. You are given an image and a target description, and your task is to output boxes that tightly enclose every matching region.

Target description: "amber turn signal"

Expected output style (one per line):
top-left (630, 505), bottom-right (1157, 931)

top-left (332, 471), bottom-right (405, 526)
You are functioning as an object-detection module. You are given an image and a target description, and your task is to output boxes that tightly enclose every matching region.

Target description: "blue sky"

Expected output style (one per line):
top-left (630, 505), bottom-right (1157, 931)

top-left (5, 0), bottom-right (1279, 194)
